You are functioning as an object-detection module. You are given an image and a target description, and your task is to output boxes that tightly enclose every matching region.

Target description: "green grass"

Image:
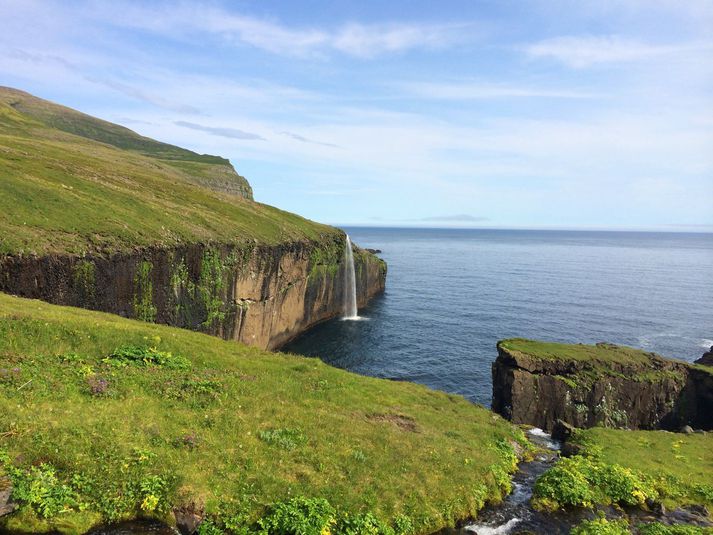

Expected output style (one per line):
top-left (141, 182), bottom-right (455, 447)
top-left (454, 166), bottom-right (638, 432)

top-left (499, 339), bottom-right (662, 366)
top-left (498, 339), bottom-right (690, 388)
top-left (533, 427), bottom-right (713, 512)
top-left (0, 87), bottom-right (349, 255)
top-left (0, 292), bottom-right (527, 534)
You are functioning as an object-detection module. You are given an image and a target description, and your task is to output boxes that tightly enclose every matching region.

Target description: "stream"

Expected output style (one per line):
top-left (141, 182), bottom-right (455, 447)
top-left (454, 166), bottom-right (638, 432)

top-left (88, 429), bottom-right (712, 535)
top-left (436, 427), bottom-right (592, 535)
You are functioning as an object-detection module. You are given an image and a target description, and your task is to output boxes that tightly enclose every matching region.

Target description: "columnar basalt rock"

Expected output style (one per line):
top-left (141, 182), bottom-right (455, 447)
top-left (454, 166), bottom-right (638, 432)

top-left (491, 339), bottom-right (713, 432)
top-left (0, 235), bottom-right (386, 350)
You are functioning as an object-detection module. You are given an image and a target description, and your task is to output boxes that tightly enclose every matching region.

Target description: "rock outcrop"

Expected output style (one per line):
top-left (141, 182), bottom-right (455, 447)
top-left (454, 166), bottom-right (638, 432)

top-left (492, 339), bottom-right (713, 432)
top-left (695, 345), bottom-right (713, 366)
top-left (0, 477), bottom-right (15, 518)
top-left (0, 234), bottom-right (386, 350)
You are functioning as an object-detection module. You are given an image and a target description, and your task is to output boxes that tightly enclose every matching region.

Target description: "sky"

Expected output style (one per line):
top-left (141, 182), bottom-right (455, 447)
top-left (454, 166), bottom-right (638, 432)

top-left (1, 0), bottom-right (712, 230)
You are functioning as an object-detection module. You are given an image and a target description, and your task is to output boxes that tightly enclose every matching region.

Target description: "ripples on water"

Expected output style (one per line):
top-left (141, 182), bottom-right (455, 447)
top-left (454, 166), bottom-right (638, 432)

top-left (284, 228), bottom-right (713, 406)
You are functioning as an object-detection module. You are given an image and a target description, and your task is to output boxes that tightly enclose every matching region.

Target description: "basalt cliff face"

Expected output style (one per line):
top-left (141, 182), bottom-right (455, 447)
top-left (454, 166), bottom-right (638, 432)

top-left (0, 236), bottom-right (386, 350)
top-left (492, 339), bottom-right (713, 432)
top-left (0, 87), bottom-right (387, 350)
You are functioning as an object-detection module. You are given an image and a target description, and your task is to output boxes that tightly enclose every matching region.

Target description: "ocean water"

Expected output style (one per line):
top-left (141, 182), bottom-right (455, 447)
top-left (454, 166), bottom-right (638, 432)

top-left (283, 228), bottom-right (713, 406)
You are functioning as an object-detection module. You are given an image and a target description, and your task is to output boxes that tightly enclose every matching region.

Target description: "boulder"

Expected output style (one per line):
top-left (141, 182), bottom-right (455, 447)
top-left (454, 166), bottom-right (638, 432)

top-left (695, 345), bottom-right (713, 366)
top-left (173, 503), bottom-right (204, 535)
top-left (551, 419), bottom-right (576, 442)
top-left (0, 477), bottom-right (17, 517)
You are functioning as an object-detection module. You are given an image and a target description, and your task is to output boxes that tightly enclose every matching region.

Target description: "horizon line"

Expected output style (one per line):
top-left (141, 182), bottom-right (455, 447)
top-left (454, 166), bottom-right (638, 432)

top-left (328, 224), bottom-right (713, 234)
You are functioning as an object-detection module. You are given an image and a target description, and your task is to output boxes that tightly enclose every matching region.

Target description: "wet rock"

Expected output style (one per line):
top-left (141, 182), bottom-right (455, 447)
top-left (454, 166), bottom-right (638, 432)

top-left (646, 498), bottom-right (666, 516)
top-left (695, 346), bottom-right (713, 366)
top-left (0, 477), bottom-right (17, 517)
top-left (560, 441), bottom-right (583, 458)
top-left (686, 504), bottom-right (710, 518)
top-left (681, 425), bottom-right (694, 434)
top-left (173, 503), bottom-right (204, 535)
top-left (551, 419), bottom-right (576, 442)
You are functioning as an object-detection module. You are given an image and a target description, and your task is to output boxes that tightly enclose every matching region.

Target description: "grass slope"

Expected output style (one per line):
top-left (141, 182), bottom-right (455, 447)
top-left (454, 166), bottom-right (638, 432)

top-left (0, 88), bottom-right (344, 255)
top-left (533, 427), bottom-right (713, 512)
top-left (499, 339), bottom-right (661, 366)
top-left (0, 293), bottom-right (526, 534)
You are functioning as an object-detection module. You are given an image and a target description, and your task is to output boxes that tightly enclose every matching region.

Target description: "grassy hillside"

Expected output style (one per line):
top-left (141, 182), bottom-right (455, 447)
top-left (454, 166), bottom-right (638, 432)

top-left (0, 88), bottom-right (343, 255)
top-left (0, 293), bottom-right (527, 534)
top-left (533, 427), bottom-right (713, 511)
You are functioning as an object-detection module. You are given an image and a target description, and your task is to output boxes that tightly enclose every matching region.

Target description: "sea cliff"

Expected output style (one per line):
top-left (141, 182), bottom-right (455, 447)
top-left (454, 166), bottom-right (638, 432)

top-left (0, 237), bottom-right (385, 350)
top-left (0, 87), bottom-right (386, 349)
top-left (492, 339), bottom-right (713, 431)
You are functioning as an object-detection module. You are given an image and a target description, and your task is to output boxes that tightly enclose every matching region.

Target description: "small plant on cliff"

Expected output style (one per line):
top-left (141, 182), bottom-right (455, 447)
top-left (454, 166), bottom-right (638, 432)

top-left (1, 455), bottom-right (78, 519)
top-left (72, 260), bottom-right (96, 302)
top-left (258, 496), bottom-right (336, 535)
top-left (85, 374), bottom-right (110, 396)
top-left (133, 260), bottom-right (157, 322)
top-left (533, 454), bottom-right (656, 510)
top-left (571, 517), bottom-right (629, 535)
top-left (258, 428), bottom-right (307, 450)
top-left (104, 345), bottom-right (191, 369)
top-left (637, 523), bottom-right (713, 535)
top-left (199, 249), bottom-right (227, 328)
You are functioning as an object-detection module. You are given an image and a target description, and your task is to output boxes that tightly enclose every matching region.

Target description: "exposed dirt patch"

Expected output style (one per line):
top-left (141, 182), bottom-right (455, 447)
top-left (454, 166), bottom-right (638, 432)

top-left (367, 413), bottom-right (417, 432)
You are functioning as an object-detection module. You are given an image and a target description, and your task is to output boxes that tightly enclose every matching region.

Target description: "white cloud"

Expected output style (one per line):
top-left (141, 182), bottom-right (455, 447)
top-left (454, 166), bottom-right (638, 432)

top-left (331, 22), bottom-right (469, 58)
top-left (396, 81), bottom-right (601, 100)
top-left (96, 3), bottom-right (470, 58)
top-left (174, 121), bottom-right (265, 140)
top-left (525, 35), bottom-right (712, 68)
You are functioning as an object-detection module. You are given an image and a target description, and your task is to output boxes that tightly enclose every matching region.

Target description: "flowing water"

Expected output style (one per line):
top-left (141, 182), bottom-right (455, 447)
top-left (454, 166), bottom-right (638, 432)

top-left (342, 234), bottom-right (359, 319)
top-left (452, 428), bottom-right (577, 535)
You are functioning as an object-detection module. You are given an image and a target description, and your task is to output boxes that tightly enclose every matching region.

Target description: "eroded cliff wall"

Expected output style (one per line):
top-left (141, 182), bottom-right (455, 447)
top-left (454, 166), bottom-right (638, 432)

top-left (0, 234), bottom-right (386, 350)
top-left (492, 340), bottom-right (713, 431)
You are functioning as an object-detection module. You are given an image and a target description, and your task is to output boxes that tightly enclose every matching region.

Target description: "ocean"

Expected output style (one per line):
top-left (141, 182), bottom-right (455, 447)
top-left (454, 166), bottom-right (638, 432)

top-left (283, 228), bottom-right (713, 406)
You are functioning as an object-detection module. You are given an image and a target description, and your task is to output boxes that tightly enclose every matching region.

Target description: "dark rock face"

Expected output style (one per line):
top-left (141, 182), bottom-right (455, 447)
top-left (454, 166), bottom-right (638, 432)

top-left (695, 345), bottom-right (713, 366)
top-left (173, 503), bottom-right (204, 535)
top-left (0, 478), bottom-right (16, 517)
top-left (0, 237), bottom-right (386, 350)
top-left (492, 343), bottom-right (713, 432)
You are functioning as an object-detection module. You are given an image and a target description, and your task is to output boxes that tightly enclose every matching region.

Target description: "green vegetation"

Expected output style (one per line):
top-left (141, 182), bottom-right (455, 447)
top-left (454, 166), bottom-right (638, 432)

top-left (637, 523), bottom-right (713, 535)
top-left (499, 339), bottom-right (688, 388)
top-left (199, 248), bottom-right (228, 328)
top-left (0, 87), bottom-right (341, 255)
top-left (499, 339), bottom-right (667, 366)
top-left (72, 260), bottom-right (96, 303)
top-left (533, 428), bottom-right (713, 512)
top-left (133, 260), bottom-right (157, 322)
top-left (0, 292), bottom-right (526, 534)
top-left (570, 517), bottom-right (630, 535)
top-left (568, 517), bottom-right (713, 535)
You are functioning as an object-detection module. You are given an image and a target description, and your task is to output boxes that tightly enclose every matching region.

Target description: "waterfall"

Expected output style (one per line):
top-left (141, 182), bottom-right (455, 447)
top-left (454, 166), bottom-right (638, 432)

top-left (343, 235), bottom-right (358, 319)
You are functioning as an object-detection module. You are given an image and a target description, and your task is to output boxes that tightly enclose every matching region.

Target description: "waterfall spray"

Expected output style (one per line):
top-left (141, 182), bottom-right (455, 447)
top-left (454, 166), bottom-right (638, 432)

top-left (343, 235), bottom-right (358, 319)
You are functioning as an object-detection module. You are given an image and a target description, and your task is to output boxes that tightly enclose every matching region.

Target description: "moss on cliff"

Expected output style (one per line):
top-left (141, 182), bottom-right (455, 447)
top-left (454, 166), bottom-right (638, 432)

top-left (500, 339), bottom-right (658, 367)
top-left (0, 293), bottom-right (523, 534)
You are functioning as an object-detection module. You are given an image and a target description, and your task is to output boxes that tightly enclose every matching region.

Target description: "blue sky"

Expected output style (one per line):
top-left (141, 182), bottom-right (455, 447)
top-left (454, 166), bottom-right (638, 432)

top-left (1, 0), bottom-right (712, 230)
